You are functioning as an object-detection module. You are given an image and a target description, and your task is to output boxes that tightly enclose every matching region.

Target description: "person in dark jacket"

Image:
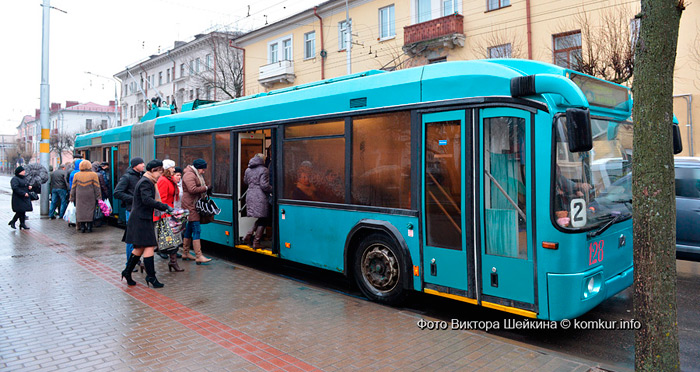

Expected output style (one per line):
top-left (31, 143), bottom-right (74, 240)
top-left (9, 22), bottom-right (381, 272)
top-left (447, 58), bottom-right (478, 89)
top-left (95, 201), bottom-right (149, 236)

top-left (242, 154), bottom-right (273, 249)
top-left (121, 160), bottom-right (173, 288)
top-left (114, 157), bottom-right (145, 266)
top-left (49, 163), bottom-right (70, 219)
top-left (9, 166), bottom-right (33, 230)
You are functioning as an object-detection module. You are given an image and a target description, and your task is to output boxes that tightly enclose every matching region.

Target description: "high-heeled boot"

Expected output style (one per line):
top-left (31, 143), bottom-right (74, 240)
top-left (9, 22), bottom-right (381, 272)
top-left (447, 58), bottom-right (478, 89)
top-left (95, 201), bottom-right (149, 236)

top-left (193, 240), bottom-right (211, 265)
top-left (252, 225), bottom-right (265, 249)
top-left (18, 215), bottom-right (29, 230)
top-left (143, 256), bottom-right (164, 288)
top-left (121, 254), bottom-right (141, 286)
top-left (168, 252), bottom-right (184, 272)
top-left (182, 238), bottom-right (195, 260)
top-left (8, 215), bottom-right (17, 229)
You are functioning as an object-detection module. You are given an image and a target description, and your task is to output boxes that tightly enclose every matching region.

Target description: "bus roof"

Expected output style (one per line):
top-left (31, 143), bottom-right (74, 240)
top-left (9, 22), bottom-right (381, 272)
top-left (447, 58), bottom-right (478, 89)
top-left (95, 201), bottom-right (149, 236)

top-left (75, 123), bottom-right (132, 148)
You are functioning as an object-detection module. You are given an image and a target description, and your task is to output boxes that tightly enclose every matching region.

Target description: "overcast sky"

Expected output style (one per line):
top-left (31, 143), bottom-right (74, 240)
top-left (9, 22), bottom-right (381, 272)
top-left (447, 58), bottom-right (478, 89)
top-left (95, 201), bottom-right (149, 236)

top-left (0, 0), bottom-right (322, 134)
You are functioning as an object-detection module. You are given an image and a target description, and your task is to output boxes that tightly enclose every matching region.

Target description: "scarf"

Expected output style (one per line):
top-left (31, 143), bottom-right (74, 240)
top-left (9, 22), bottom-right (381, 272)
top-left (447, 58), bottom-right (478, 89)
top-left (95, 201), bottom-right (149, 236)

top-left (188, 165), bottom-right (207, 196)
top-left (166, 175), bottom-right (180, 201)
top-left (143, 172), bottom-right (162, 202)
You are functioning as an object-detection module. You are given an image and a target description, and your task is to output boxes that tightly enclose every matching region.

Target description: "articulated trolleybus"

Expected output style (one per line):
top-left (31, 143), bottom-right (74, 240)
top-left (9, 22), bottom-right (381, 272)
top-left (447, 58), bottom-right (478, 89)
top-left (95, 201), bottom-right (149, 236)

top-left (77, 60), bottom-right (635, 320)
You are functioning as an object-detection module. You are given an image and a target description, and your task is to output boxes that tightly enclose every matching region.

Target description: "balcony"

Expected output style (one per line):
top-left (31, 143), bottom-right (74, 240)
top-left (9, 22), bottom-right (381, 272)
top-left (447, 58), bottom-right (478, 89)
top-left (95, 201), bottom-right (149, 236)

top-left (403, 14), bottom-right (465, 57)
top-left (258, 60), bottom-right (295, 87)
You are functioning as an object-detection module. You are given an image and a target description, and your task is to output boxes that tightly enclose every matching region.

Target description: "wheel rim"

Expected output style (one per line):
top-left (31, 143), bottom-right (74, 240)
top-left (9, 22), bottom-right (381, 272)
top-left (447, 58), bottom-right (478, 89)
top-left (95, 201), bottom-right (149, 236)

top-left (361, 243), bottom-right (399, 293)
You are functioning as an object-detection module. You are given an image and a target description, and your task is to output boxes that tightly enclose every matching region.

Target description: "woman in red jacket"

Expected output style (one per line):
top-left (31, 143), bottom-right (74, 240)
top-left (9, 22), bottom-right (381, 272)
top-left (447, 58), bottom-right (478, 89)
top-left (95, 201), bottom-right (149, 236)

top-left (155, 160), bottom-right (184, 272)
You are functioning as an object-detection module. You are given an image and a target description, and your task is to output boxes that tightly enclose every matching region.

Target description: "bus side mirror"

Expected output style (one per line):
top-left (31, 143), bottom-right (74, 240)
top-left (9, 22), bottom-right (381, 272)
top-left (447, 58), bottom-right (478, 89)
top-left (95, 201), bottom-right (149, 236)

top-left (673, 124), bottom-right (683, 155)
top-left (566, 108), bottom-right (593, 152)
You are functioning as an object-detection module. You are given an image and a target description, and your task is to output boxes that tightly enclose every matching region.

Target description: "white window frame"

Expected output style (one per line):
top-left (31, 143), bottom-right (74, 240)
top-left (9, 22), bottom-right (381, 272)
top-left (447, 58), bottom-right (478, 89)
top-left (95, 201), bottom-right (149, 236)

top-left (196, 58), bottom-right (201, 73)
top-left (304, 31), bottom-right (316, 59)
top-left (269, 43), bottom-right (279, 63)
top-left (379, 5), bottom-right (396, 40)
top-left (206, 54), bottom-right (212, 70)
top-left (416, 0), bottom-right (431, 23)
top-left (488, 43), bottom-right (512, 58)
top-left (339, 20), bottom-right (351, 51)
top-left (267, 34), bottom-right (293, 63)
top-left (282, 38), bottom-right (292, 61)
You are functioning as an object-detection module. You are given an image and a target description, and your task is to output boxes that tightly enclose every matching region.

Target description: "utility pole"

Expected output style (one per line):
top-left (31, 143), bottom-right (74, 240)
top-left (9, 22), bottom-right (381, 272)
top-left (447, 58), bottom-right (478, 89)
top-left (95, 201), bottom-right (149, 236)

top-left (39, 0), bottom-right (51, 216)
top-left (345, 0), bottom-right (351, 75)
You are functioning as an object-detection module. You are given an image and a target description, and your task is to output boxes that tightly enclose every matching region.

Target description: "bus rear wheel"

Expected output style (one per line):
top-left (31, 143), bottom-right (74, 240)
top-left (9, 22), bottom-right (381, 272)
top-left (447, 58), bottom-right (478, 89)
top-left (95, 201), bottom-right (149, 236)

top-left (353, 233), bottom-right (406, 305)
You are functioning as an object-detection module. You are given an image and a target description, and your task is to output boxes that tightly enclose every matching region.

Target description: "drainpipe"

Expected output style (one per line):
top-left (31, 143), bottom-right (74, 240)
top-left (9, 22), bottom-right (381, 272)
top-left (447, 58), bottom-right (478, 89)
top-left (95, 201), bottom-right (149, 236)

top-left (674, 94), bottom-right (694, 156)
top-left (525, 0), bottom-right (532, 59)
top-left (212, 34), bottom-right (218, 100)
top-left (314, 6), bottom-right (325, 80)
top-left (229, 40), bottom-right (245, 97)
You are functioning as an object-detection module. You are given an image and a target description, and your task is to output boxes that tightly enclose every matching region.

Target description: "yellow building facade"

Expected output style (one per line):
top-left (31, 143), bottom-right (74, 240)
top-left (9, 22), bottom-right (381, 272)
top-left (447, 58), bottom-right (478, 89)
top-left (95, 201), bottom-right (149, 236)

top-left (235, 0), bottom-right (699, 156)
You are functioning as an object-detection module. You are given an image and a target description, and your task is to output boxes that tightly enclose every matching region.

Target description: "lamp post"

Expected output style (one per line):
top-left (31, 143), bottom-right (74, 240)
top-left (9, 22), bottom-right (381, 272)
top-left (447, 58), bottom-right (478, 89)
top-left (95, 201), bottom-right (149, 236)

top-left (86, 71), bottom-right (120, 128)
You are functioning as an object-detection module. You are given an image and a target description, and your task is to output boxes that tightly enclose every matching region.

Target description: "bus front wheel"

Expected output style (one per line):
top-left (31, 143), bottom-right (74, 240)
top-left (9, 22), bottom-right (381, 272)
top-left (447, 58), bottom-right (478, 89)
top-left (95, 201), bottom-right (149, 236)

top-left (353, 233), bottom-right (406, 305)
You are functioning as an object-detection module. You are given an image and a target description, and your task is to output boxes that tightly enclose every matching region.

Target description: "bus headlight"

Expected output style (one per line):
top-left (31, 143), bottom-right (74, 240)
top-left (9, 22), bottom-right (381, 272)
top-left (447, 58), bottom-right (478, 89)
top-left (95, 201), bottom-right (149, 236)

top-left (582, 273), bottom-right (603, 300)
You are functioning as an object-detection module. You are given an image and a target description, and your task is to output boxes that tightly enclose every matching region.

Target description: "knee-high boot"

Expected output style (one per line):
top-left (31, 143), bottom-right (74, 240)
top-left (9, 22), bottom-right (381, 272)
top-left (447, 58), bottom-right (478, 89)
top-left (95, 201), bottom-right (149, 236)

top-left (193, 240), bottom-right (211, 265)
top-left (168, 252), bottom-right (184, 272)
top-left (182, 238), bottom-right (195, 260)
top-left (143, 256), bottom-right (164, 288)
top-left (18, 214), bottom-right (29, 230)
top-left (252, 225), bottom-right (265, 249)
top-left (121, 254), bottom-right (141, 286)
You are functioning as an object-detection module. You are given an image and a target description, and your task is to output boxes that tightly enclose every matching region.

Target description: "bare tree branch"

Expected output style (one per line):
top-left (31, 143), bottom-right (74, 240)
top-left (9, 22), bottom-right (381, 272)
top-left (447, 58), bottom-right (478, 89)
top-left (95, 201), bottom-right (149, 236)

top-left (192, 31), bottom-right (244, 100)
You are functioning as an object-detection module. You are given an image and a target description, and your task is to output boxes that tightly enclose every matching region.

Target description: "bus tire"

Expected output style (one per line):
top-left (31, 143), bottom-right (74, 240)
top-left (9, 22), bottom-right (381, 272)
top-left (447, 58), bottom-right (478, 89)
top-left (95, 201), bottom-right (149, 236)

top-left (353, 233), bottom-right (406, 305)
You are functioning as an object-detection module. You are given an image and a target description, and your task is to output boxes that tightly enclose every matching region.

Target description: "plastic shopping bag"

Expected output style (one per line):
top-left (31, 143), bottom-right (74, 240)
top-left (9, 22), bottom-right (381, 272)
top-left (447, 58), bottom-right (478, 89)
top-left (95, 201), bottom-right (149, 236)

top-left (98, 199), bottom-right (112, 216)
top-left (64, 202), bottom-right (77, 224)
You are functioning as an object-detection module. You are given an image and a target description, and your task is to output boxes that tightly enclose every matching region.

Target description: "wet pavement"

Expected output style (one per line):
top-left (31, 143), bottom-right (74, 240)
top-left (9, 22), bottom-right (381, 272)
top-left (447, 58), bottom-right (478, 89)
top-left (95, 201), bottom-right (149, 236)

top-left (1, 175), bottom-right (620, 371)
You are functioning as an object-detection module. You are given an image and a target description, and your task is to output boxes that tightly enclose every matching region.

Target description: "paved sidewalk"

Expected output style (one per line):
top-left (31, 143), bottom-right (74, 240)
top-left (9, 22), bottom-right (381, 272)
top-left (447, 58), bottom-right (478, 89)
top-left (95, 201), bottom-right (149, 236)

top-left (0, 184), bottom-right (615, 371)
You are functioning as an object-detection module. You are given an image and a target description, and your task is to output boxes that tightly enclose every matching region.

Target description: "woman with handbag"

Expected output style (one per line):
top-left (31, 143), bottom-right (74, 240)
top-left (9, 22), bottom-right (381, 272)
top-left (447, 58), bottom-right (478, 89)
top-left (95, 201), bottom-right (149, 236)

top-left (69, 160), bottom-right (101, 233)
top-left (181, 158), bottom-right (212, 264)
top-left (9, 166), bottom-right (33, 230)
top-left (122, 160), bottom-right (174, 288)
top-left (155, 160), bottom-right (184, 272)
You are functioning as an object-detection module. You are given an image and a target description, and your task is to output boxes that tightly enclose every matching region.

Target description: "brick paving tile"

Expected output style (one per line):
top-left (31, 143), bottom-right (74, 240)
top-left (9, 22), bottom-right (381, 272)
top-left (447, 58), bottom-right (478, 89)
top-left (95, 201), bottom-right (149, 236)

top-left (0, 178), bottom-right (614, 372)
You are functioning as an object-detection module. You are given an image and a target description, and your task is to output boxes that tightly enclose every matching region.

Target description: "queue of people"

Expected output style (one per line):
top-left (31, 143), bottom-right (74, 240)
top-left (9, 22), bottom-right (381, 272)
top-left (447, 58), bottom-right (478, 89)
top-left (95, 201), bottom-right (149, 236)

top-left (7, 153), bottom-right (275, 290)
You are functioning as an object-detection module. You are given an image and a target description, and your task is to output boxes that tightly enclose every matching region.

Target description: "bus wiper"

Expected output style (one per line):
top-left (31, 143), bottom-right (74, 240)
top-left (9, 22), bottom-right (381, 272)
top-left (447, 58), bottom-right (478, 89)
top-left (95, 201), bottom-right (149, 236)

top-left (587, 213), bottom-right (624, 239)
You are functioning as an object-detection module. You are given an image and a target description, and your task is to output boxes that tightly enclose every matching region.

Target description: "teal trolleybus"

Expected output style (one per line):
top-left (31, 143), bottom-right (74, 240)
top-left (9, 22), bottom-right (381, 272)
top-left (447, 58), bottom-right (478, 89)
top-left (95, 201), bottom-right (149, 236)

top-left (77, 59), bottom-right (637, 320)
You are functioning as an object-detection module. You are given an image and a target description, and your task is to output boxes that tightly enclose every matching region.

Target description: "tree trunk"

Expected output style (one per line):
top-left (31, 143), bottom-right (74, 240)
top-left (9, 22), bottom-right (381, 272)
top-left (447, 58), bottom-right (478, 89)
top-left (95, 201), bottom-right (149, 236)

top-left (632, 0), bottom-right (683, 371)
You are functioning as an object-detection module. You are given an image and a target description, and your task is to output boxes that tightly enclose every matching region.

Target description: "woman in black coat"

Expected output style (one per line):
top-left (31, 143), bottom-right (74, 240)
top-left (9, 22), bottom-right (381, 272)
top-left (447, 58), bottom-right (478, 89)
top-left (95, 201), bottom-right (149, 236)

top-left (121, 160), bottom-right (173, 288)
top-left (9, 166), bottom-right (33, 230)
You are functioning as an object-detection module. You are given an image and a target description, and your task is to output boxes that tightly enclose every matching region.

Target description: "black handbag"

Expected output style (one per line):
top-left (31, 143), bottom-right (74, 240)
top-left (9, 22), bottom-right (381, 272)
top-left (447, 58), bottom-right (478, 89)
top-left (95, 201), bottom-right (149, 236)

top-left (28, 191), bottom-right (39, 201)
top-left (196, 196), bottom-right (221, 216)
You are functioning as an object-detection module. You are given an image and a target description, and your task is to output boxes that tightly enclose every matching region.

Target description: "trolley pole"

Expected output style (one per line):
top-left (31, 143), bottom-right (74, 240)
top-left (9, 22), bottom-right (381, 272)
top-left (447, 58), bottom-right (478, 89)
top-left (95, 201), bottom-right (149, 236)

top-left (39, 0), bottom-right (51, 216)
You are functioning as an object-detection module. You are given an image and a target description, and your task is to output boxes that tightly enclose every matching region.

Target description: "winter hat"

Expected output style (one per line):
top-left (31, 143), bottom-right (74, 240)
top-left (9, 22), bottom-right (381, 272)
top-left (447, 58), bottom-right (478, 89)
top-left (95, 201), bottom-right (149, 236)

top-left (173, 166), bottom-right (183, 175)
top-left (192, 158), bottom-right (207, 169)
top-left (14, 166), bottom-right (25, 176)
top-left (130, 157), bottom-right (145, 168)
top-left (146, 159), bottom-right (164, 172)
top-left (162, 159), bottom-right (176, 170)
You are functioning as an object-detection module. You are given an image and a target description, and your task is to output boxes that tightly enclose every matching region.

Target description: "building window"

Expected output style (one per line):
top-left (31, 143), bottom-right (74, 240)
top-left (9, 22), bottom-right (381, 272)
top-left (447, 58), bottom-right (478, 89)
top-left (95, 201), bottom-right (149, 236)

top-left (443, 0), bottom-right (455, 16)
top-left (196, 88), bottom-right (200, 99)
top-left (196, 58), bottom-right (201, 73)
top-left (86, 119), bottom-right (92, 130)
top-left (379, 5), bottom-right (395, 40)
top-left (205, 54), bottom-right (211, 70)
top-left (270, 43), bottom-right (279, 63)
top-left (282, 38), bottom-right (292, 61)
top-left (158, 72), bottom-right (163, 86)
top-left (553, 31), bottom-right (582, 69)
top-left (488, 43), bottom-right (512, 58)
top-left (630, 18), bottom-right (640, 45)
top-left (189, 61), bottom-right (194, 75)
top-left (304, 32), bottom-right (316, 59)
top-left (429, 56), bottom-right (447, 64)
top-left (180, 63), bottom-right (185, 78)
top-left (101, 120), bottom-right (107, 130)
top-left (339, 20), bottom-right (351, 50)
top-left (417, 0), bottom-right (431, 23)
top-left (166, 68), bottom-right (171, 83)
top-left (189, 89), bottom-right (194, 100)
top-left (487, 0), bottom-right (510, 11)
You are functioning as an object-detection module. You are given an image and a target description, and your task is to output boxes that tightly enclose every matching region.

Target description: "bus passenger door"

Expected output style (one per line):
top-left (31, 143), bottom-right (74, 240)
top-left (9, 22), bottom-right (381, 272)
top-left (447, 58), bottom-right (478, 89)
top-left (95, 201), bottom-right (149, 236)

top-left (479, 107), bottom-right (535, 309)
top-left (421, 110), bottom-right (473, 295)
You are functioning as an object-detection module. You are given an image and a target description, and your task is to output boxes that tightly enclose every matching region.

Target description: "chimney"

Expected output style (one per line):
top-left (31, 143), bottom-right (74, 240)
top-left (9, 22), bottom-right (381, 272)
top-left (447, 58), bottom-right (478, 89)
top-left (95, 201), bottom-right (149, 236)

top-left (35, 109), bottom-right (40, 120)
top-left (174, 41), bottom-right (186, 48)
top-left (66, 101), bottom-right (79, 108)
top-left (51, 102), bottom-right (61, 112)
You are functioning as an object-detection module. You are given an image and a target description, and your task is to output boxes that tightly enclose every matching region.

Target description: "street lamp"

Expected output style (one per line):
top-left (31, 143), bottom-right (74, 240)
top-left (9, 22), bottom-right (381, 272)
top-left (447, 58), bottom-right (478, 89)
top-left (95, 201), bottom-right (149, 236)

top-left (85, 71), bottom-right (120, 128)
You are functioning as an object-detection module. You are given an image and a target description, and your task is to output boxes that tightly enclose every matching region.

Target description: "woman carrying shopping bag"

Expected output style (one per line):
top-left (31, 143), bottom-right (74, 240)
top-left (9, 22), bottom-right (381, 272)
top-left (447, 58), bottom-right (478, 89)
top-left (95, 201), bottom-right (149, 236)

top-left (155, 160), bottom-right (184, 272)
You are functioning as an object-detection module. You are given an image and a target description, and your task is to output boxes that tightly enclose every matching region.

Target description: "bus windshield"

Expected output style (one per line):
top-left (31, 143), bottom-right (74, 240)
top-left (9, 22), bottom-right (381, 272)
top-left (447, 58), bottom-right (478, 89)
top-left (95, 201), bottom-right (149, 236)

top-left (553, 116), bottom-right (633, 230)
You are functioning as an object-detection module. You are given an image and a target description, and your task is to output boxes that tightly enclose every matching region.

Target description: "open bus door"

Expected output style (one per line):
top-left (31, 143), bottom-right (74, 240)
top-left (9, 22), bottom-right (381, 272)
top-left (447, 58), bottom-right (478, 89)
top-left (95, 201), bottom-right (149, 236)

top-left (235, 130), bottom-right (276, 254)
top-left (479, 107), bottom-right (536, 314)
